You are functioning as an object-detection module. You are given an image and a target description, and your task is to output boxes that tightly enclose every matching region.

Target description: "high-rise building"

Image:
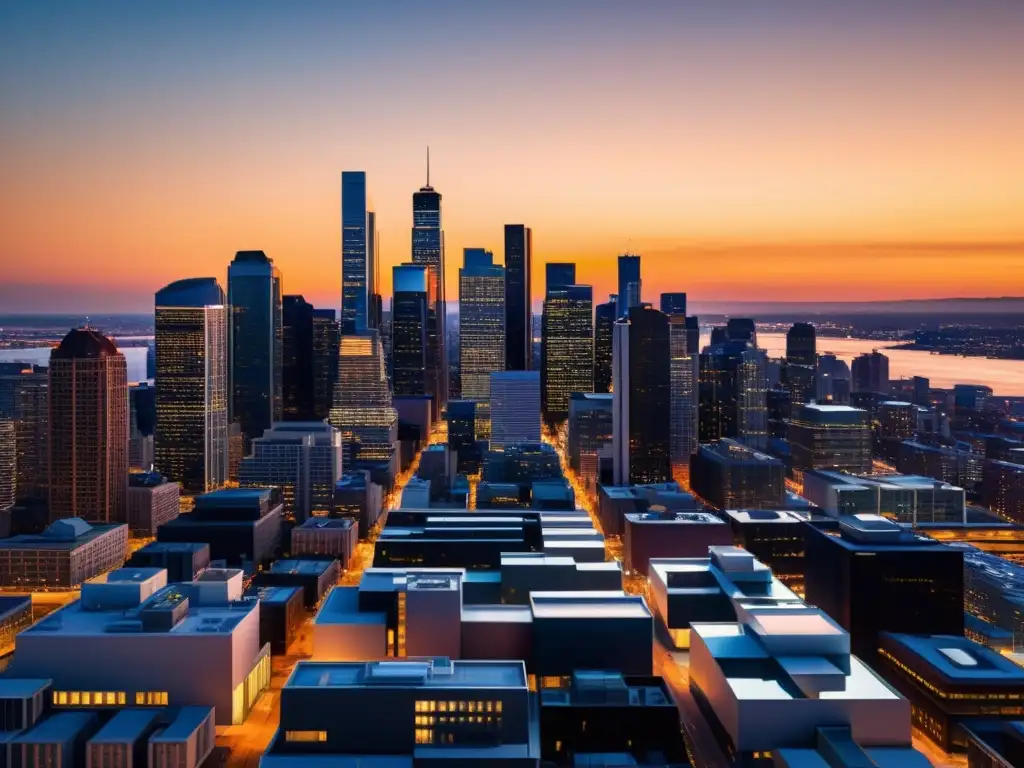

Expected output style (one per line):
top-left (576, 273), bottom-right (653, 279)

top-left (816, 353), bottom-right (851, 404)
top-left (593, 296), bottom-right (616, 394)
top-left (312, 309), bottom-right (340, 422)
top-left (786, 322), bottom-right (816, 366)
top-left (128, 382), bottom-right (156, 470)
top-left (661, 293), bottom-right (698, 471)
top-left (503, 224), bottom-right (532, 371)
top-left (689, 439), bottom-right (786, 511)
top-left (341, 170), bottom-right (370, 333)
top-left (0, 420), bottom-right (14, 510)
top-left (616, 254), bottom-right (641, 319)
top-left (228, 250), bottom-right (283, 447)
top-left (282, 295), bottom-right (316, 421)
top-left (411, 156), bottom-right (447, 417)
top-left (790, 403), bottom-right (872, 474)
top-left (329, 330), bottom-right (398, 475)
top-left (726, 318), bottom-right (757, 346)
top-left (366, 210), bottom-right (381, 330)
top-left (446, 400), bottom-right (478, 474)
top-left (490, 371), bottom-right (541, 450)
top-left (698, 341), bottom-right (769, 448)
top-left (851, 351), bottom-right (890, 394)
top-left (541, 264), bottom-right (593, 423)
top-left (613, 306), bottom-right (672, 485)
top-left (458, 249), bottom-right (505, 403)
top-left (783, 362), bottom-right (816, 406)
top-left (155, 278), bottom-right (229, 495)
top-left (238, 422), bottom-right (343, 522)
top-left (0, 363), bottom-right (48, 500)
top-left (390, 264), bottom-right (428, 398)
top-left (48, 328), bottom-right (128, 524)
top-left (568, 392), bottom-right (613, 489)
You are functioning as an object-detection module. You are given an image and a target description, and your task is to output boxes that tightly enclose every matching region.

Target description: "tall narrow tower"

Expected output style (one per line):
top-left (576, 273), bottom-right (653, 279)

top-left (504, 224), bottom-right (533, 371)
top-left (342, 170), bottom-right (370, 333)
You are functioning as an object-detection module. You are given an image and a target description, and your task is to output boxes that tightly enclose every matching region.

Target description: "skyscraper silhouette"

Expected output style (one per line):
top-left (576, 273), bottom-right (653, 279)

top-left (459, 249), bottom-right (506, 404)
top-left (661, 292), bottom-right (698, 471)
top-left (616, 254), bottom-right (642, 319)
top-left (391, 264), bottom-right (429, 397)
top-left (312, 309), bottom-right (340, 422)
top-left (786, 322), bottom-right (817, 366)
top-left (504, 224), bottom-right (532, 371)
top-left (282, 295), bottom-right (316, 421)
top-left (593, 296), bottom-right (616, 394)
top-left (341, 170), bottom-right (370, 333)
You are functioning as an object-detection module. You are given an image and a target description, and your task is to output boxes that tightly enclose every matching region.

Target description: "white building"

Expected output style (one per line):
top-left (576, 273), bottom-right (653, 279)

top-left (489, 371), bottom-right (541, 450)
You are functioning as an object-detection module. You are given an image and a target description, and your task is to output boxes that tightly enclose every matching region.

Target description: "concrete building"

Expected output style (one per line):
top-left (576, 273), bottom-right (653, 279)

top-left (723, 509), bottom-right (812, 593)
top-left (250, 585), bottom-right (304, 654)
top-left (0, 518), bottom-right (127, 589)
top-left (790, 403), bottom-right (872, 475)
top-left (596, 482), bottom-right (701, 537)
top-left (802, 469), bottom-right (966, 524)
top-left (126, 472), bottom-right (180, 537)
top-left (499, 553), bottom-right (621, 605)
top-left (489, 371), bottom-right (541, 450)
top-left (127, 541), bottom-right (211, 583)
top-left (983, 460), bottom-right (1024, 524)
top-left (8, 568), bottom-right (270, 725)
top-left (623, 510), bottom-right (732, 577)
top-left (689, 438), bottom-right (786, 511)
top-left (567, 392), bottom-right (612, 491)
top-left (257, 559), bottom-right (340, 609)
top-left (290, 517), bottom-right (357, 565)
top-left (333, 470), bottom-right (383, 539)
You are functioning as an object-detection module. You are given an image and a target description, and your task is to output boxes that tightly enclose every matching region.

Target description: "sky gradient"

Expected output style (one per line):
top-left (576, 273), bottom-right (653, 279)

top-left (2, 1), bottom-right (1023, 313)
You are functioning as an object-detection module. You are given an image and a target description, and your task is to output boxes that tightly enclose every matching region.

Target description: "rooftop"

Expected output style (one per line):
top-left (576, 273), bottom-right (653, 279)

top-left (725, 509), bottom-right (809, 524)
top-left (625, 511), bottom-right (724, 525)
top-left (0, 519), bottom-right (124, 551)
top-left (817, 514), bottom-right (960, 552)
top-left (88, 708), bottom-right (162, 743)
top-left (270, 559), bottom-right (337, 576)
top-left (287, 659), bottom-right (527, 690)
top-left (881, 633), bottom-right (1024, 684)
top-left (151, 707), bottom-right (214, 742)
top-left (11, 711), bottom-right (96, 744)
top-left (530, 591), bottom-right (651, 620)
top-left (250, 585), bottom-right (303, 605)
top-left (314, 586), bottom-right (386, 626)
top-left (297, 517), bottom-right (355, 531)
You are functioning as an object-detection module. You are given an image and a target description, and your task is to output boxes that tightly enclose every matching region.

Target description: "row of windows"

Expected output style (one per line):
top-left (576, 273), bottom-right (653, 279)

top-left (52, 691), bottom-right (168, 707)
top-left (879, 649), bottom-right (1024, 701)
top-left (414, 715), bottom-right (502, 726)
top-left (285, 731), bottom-right (327, 742)
top-left (414, 699), bottom-right (503, 714)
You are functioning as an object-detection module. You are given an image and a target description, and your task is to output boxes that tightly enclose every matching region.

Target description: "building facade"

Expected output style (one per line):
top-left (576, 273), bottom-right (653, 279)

top-left (411, 167), bottom-right (448, 418)
top-left (541, 271), bottom-right (593, 423)
top-left (790, 404), bottom-right (872, 475)
top-left (593, 297), bottom-right (615, 394)
top-left (391, 264), bottom-right (429, 398)
top-left (282, 295), bottom-right (316, 422)
top-left (311, 309), bottom-right (340, 422)
top-left (616, 254), bottom-right (641, 319)
top-left (503, 224), bottom-right (532, 372)
top-left (490, 372), bottom-right (541, 450)
top-left (459, 249), bottom-right (506, 405)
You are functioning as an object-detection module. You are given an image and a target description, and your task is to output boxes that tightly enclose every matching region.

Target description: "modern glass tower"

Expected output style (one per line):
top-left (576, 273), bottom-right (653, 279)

top-left (661, 292), bottom-right (698, 472)
top-left (612, 306), bottom-right (671, 485)
top-left (490, 371), bottom-right (541, 450)
top-left (0, 420), bottom-right (14, 511)
top-left (698, 340), bottom-right (769, 449)
top-left (616, 254), bottom-right (642, 319)
top-left (48, 328), bottom-right (129, 523)
top-left (459, 249), bottom-right (506, 404)
top-left (593, 296), bottom-right (616, 394)
top-left (228, 250), bottom-right (283, 448)
top-left (341, 170), bottom-right (370, 333)
top-left (411, 154), bottom-right (447, 416)
top-left (391, 264), bottom-right (429, 397)
top-left (0, 363), bottom-right (48, 500)
top-left (155, 278), bottom-right (229, 495)
top-left (504, 224), bottom-right (532, 371)
top-left (541, 263), bottom-right (593, 423)
top-left (786, 322), bottom-right (817, 366)
top-left (312, 309), bottom-right (340, 421)
top-left (282, 295), bottom-right (316, 421)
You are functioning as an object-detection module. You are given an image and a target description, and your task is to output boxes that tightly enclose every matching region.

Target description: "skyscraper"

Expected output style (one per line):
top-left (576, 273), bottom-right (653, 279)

top-left (367, 209), bottom-right (381, 330)
top-left (128, 381), bottom-right (156, 470)
top-left (312, 309), bottom-right (340, 421)
top-left (616, 254), bottom-right (641, 319)
top-left (0, 363), bottom-right (48, 500)
top-left (698, 340), bottom-right (768, 448)
top-left (790, 404), bottom-right (872, 474)
top-left (228, 250), bottom-right (283, 447)
top-left (594, 297), bottom-right (616, 394)
top-left (786, 322), bottom-right (817, 366)
top-left (391, 264), bottom-right (429, 397)
top-left (852, 351), bottom-right (891, 394)
top-left (282, 295), bottom-right (316, 422)
top-left (0, 420), bottom-right (14, 511)
top-left (48, 328), bottom-right (128, 524)
top-left (459, 248), bottom-right (505, 403)
top-left (661, 293), bottom-right (698, 472)
top-left (504, 224), bottom-right (532, 371)
top-left (490, 371), bottom-right (541, 450)
top-left (411, 153), bottom-right (447, 417)
top-left (341, 170), bottom-right (370, 333)
top-left (154, 278), bottom-right (229, 495)
top-left (612, 306), bottom-right (671, 485)
top-left (541, 264), bottom-right (593, 423)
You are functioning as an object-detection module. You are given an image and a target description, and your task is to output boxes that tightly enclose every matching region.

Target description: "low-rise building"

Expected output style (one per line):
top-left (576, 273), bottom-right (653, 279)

top-left (802, 469), bottom-right (966, 524)
top-left (126, 472), bottom-right (180, 537)
top-left (962, 720), bottom-right (1024, 768)
top-left (257, 559), bottom-right (339, 609)
top-left (689, 439), bottom-right (786, 511)
top-left (499, 554), bottom-right (621, 605)
top-left (597, 482), bottom-right (701, 537)
top-left (624, 510), bottom-right (732, 577)
top-left (333, 470), bottom-right (383, 539)
top-left (126, 541), bottom-right (211, 583)
top-left (0, 518), bottom-right (127, 589)
top-left (723, 509), bottom-right (812, 593)
top-left (249, 585), bottom-right (304, 654)
top-left (289, 517), bottom-right (358, 566)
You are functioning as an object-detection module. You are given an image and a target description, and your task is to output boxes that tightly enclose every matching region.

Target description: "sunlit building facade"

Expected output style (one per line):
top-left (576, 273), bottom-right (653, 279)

top-left (329, 331), bottom-right (398, 470)
top-left (541, 267), bottom-right (593, 423)
top-left (459, 249), bottom-right (505, 406)
top-left (154, 278), bottom-right (229, 495)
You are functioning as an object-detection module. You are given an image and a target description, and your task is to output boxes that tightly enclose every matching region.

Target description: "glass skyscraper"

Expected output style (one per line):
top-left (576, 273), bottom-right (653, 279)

top-left (699, 340), bottom-right (769, 449)
top-left (459, 248), bottom-right (506, 404)
top-left (155, 278), bottom-right (229, 495)
top-left (411, 160), bottom-right (447, 416)
top-left (593, 297), bottom-right (616, 394)
top-left (0, 363), bottom-right (48, 500)
top-left (541, 263), bottom-right (593, 422)
top-left (228, 250), bottom-right (283, 447)
top-left (312, 309), bottom-right (340, 421)
top-left (391, 264), bottom-right (429, 397)
top-left (661, 292), bottom-right (698, 472)
top-left (503, 224), bottom-right (532, 371)
top-left (341, 170), bottom-right (370, 333)
top-left (282, 295), bottom-right (316, 421)
top-left (616, 254), bottom-right (642, 319)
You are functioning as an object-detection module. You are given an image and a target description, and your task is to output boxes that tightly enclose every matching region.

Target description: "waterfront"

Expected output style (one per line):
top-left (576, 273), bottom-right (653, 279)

top-left (0, 345), bottom-right (149, 382)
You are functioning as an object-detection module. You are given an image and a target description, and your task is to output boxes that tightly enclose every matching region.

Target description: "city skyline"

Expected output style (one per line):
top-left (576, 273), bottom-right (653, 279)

top-left (2, 1), bottom-right (1024, 312)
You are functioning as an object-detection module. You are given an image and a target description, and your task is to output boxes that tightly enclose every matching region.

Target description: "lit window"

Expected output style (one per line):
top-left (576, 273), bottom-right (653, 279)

top-left (135, 692), bottom-right (145, 705)
top-left (70, 692), bottom-right (80, 705)
top-left (117, 692), bottom-right (126, 705)
top-left (285, 731), bottom-right (327, 743)
top-left (82, 692), bottom-right (91, 706)
top-left (105, 692), bottom-right (116, 705)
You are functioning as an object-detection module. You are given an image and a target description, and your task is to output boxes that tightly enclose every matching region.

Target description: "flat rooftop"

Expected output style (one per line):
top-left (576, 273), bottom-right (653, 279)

top-left (530, 591), bottom-right (651, 620)
top-left (725, 509), bottom-right (808, 524)
top-left (89, 708), bottom-right (162, 743)
top-left (11, 712), bottom-right (96, 744)
top-left (882, 633), bottom-right (1024, 683)
top-left (270, 559), bottom-right (337, 576)
top-left (0, 521), bottom-right (124, 551)
top-left (625, 511), bottom-right (724, 525)
top-left (461, 604), bottom-right (534, 623)
top-left (288, 659), bottom-right (527, 690)
top-left (151, 707), bottom-right (213, 742)
top-left (251, 585), bottom-right (303, 605)
top-left (314, 586), bottom-right (386, 626)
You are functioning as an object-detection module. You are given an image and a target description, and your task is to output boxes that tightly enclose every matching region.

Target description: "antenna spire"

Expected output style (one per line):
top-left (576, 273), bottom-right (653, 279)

top-left (426, 146), bottom-right (430, 187)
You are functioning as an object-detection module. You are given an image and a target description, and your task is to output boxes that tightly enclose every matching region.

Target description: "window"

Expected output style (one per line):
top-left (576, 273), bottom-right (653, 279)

top-left (285, 731), bottom-right (327, 743)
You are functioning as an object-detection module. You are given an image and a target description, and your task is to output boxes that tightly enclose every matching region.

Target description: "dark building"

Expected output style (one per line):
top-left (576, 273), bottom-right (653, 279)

top-left (411, 167), bottom-right (448, 419)
top-left (616, 254), bottom-right (641, 319)
top-left (689, 439), bottom-right (786, 511)
top-left (612, 306), bottom-right (671, 485)
top-left (724, 509), bottom-right (811, 592)
top-left (48, 329), bottom-right (128, 525)
top-left (767, 388), bottom-right (792, 439)
top-left (250, 585), bottom-right (304, 653)
top-left (541, 275), bottom-right (593, 423)
top-left (127, 541), bottom-right (211, 582)
top-left (851, 350), bottom-right (890, 394)
top-left (783, 362), bottom-right (816, 407)
top-left (282, 295), bottom-right (316, 421)
top-left (503, 224), bottom-right (533, 371)
top-left (725, 318), bottom-right (756, 345)
top-left (228, 250), bottom-right (283, 447)
top-left (963, 719), bottom-right (1024, 767)
top-left (804, 514), bottom-right (964, 660)
top-left (786, 322), bottom-right (817, 366)
top-left (0, 363), bottom-right (48, 500)
top-left (390, 265), bottom-right (429, 398)
top-left (567, 392), bottom-right (613, 477)
top-left (790, 403), bottom-right (872, 474)
top-left (983, 461), bottom-right (1024, 523)
top-left (593, 296), bottom-right (616, 394)
top-left (544, 262), bottom-right (576, 292)
top-left (698, 341), bottom-right (751, 443)
top-left (257, 558), bottom-right (340, 609)
top-left (659, 292), bottom-right (686, 318)
top-left (312, 309), bottom-right (340, 421)
top-left (446, 400), bottom-right (479, 474)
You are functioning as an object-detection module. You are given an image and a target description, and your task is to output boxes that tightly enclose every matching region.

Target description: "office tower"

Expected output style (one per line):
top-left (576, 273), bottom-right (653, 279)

top-left (329, 330), bottom-right (398, 473)
top-left (282, 295), bottom-right (316, 422)
top-left (238, 422), bottom-right (343, 522)
top-left (851, 350), bottom-right (890, 394)
top-left (954, 384), bottom-right (992, 412)
top-left (726, 318), bottom-right (757, 346)
top-left (593, 296), bottom-right (616, 394)
top-left (390, 264), bottom-right (429, 397)
top-left (459, 249), bottom-right (505, 402)
top-left (411, 158), bottom-right (448, 417)
top-left (541, 265), bottom-right (593, 423)
top-left (878, 400), bottom-right (916, 440)
top-left (312, 309), bottom-right (340, 421)
top-left (816, 352), bottom-right (851, 404)
top-left (783, 362), bottom-right (816, 406)
top-left (661, 293), bottom-right (698, 471)
top-left (805, 515), bottom-right (963, 661)
top-left (446, 400), bottom-right (478, 474)
top-left (366, 210), bottom-right (382, 330)
top-left (0, 363), bottom-right (48, 500)
top-left (341, 170), bottom-right (370, 333)
top-left (504, 224), bottom-right (532, 371)
top-left (767, 388), bottom-right (791, 439)
top-left (786, 322), bottom-right (816, 366)
top-left (0, 420), bottom-right (14, 510)
top-left (689, 439), bottom-right (786, 510)
top-left (48, 328), bottom-right (128, 524)
top-left (568, 392), bottom-right (613, 489)
top-left (128, 382), bottom-right (156, 470)
top-left (490, 371), bottom-right (541, 450)
top-left (790, 403), bottom-right (872, 474)
top-left (228, 250), bottom-right (283, 446)
top-left (698, 341), bottom-right (769, 448)
top-left (612, 306), bottom-right (672, 485)
top-left (155, 278), bottom-right (229, 495)
top-left (983, 460), bottom-right (1024, 523)
top-left (616, 254), bottom-right (642, 319)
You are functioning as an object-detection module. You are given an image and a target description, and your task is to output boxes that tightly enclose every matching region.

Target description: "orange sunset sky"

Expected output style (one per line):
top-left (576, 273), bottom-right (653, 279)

top-left (1, 1), bottom-right (1023, 313)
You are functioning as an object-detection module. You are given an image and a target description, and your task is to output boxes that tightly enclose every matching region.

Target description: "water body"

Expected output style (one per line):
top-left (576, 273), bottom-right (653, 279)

top-left (0, 346), bottom-right (149, 382)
